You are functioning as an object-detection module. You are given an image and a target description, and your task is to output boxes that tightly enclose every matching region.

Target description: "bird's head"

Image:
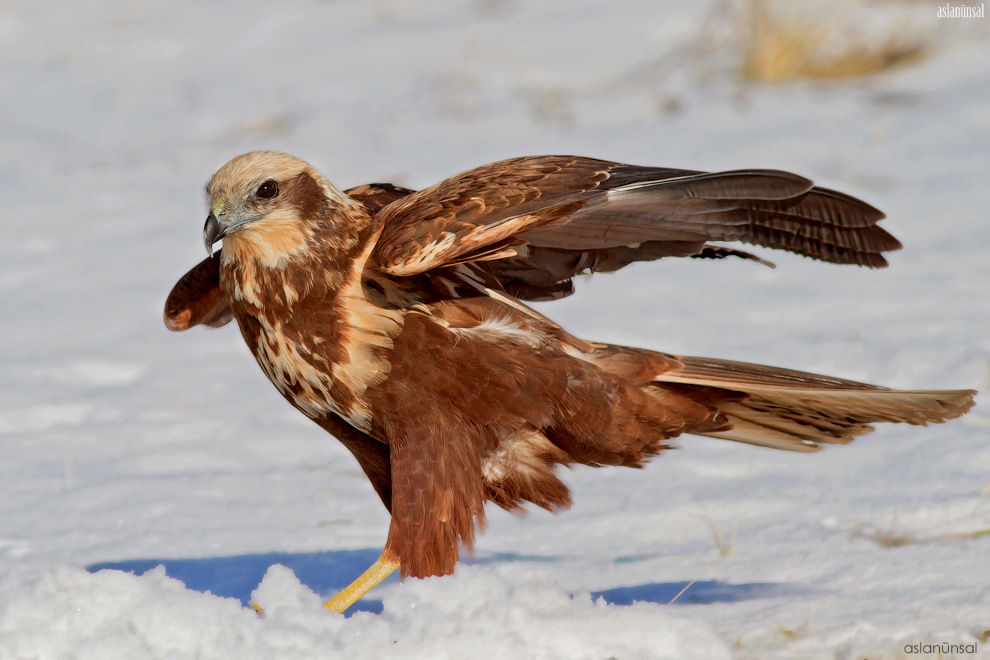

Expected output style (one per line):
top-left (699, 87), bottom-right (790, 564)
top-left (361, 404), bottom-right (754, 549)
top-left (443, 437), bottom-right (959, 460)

top-left (203, 151), bottom-right (360, 267)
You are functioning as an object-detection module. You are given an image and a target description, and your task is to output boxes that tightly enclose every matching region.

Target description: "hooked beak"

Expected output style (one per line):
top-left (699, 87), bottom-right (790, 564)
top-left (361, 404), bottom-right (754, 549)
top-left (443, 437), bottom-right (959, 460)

top-left (203, 213), bottom-right (227, 257)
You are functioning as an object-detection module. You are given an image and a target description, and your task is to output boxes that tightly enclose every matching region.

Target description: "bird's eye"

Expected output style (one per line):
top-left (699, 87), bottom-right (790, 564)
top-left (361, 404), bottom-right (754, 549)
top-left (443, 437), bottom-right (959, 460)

top-left (256, 180), bottom-right (279, 199)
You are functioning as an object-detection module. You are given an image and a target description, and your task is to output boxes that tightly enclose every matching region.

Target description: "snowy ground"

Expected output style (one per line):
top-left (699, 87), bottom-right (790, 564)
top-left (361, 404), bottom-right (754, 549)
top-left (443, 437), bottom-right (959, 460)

top-left (1, 1), bottom-right (988, 658)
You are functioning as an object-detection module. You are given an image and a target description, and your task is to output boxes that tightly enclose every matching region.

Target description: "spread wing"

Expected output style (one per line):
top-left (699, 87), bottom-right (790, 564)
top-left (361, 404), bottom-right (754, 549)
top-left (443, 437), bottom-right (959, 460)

top-left (167, 158), bottom-right (901, 328)
top-left (371, 156), bottom-right (900, 295)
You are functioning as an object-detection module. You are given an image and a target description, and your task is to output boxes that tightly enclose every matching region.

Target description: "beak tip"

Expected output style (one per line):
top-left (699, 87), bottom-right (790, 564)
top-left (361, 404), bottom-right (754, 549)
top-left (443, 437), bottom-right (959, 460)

top-left (203, 212), bottom-right (224, 257)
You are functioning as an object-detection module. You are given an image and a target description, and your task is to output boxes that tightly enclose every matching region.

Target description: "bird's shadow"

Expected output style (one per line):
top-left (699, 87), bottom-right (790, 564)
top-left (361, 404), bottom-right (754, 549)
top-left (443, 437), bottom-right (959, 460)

top-left (88, 548), bottom-right (391, 615)
top-left (87, 550), bottom-right (797, 614)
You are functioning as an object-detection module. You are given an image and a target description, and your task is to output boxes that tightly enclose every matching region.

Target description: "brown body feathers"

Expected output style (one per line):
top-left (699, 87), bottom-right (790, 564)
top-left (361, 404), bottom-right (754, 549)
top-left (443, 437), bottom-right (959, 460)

top-left (167, 152), bottom-right (975, 579)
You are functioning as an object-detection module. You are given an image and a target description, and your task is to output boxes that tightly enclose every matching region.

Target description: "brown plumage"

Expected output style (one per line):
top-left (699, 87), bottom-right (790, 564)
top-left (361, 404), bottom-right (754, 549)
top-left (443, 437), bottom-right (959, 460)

top-left (166, 151), bottom-right (975, 595)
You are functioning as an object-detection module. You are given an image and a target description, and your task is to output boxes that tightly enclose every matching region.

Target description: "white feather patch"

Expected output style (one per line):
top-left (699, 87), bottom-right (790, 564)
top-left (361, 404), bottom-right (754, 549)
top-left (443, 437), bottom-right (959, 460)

top-left (482, 428), bottom-right (556, 485)
top-left (449, 314), bottom-right (541, 348)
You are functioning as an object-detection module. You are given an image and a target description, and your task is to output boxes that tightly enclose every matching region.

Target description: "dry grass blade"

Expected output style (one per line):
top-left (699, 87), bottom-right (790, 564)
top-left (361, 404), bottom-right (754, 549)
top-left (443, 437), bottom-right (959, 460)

top-left (739, 0), bottom-right (926, 83)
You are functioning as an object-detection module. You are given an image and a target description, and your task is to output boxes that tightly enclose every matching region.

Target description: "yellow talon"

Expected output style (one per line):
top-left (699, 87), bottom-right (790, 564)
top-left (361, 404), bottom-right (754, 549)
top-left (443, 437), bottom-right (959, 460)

top-left (323, 553), bottom-right (400, 613)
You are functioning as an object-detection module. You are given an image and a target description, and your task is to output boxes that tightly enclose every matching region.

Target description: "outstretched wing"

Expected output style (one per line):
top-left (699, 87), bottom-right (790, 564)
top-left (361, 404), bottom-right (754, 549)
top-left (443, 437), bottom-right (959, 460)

top-left (371, 155), bottom-right (900, 287)
top-left (167, 158), bottom-right (901, 327)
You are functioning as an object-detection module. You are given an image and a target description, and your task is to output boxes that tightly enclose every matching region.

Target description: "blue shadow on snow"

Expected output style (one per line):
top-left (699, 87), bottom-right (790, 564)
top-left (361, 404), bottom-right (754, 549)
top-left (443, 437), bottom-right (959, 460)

top-left (88, 548), bottom-right (390, 615)
top-left (88, 550), bottom-right (796, 613)
top-left (591, 580), bottom-right (799, 606)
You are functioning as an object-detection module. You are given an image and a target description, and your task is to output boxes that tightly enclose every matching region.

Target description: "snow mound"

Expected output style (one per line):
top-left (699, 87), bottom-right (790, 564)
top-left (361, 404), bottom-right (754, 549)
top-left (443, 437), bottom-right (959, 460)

top-left (0, 565), bottom-right (729, 659)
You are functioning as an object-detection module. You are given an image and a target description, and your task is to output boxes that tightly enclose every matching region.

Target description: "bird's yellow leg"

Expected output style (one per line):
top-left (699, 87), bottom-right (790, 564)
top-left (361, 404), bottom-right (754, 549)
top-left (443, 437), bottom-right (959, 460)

top-left (323, 552), bottom-right (400, 613)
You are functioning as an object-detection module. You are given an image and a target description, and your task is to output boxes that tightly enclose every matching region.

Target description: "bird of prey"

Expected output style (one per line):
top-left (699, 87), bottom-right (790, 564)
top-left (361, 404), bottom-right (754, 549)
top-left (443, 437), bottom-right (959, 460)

top-left (165, 151), bottom-right (975, 612)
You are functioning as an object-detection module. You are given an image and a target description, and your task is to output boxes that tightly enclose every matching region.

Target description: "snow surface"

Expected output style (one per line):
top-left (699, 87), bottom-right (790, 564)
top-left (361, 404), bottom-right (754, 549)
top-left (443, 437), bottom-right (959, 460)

top-left (1, 0), bottom-right (988, 658)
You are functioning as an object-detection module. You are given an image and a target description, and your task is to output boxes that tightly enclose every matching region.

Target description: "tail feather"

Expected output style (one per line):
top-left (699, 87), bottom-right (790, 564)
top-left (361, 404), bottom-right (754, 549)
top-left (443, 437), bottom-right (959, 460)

top-left (653, 355), bottom-right (976, 452)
